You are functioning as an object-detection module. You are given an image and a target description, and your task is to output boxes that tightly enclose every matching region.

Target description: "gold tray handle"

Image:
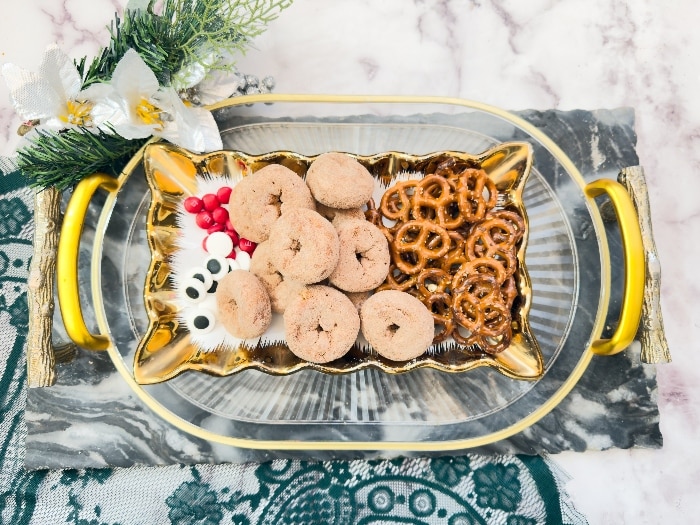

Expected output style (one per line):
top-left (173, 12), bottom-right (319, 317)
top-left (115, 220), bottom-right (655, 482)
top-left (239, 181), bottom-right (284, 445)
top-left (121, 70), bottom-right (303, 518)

top-left (57, 174), bottom-right (119, 351)
top-left (585, 178), bottom-right (645, 356)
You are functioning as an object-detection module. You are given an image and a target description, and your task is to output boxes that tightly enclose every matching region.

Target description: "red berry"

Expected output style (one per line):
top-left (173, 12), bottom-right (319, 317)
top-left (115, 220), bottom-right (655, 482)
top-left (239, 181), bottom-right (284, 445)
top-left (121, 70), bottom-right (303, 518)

top-left (195, 210), bottom-right (214, 229)
top-left (212, 206), bottom-right (229, 224)
top-left (226, 229), bottom-right (240, 246)
top-left (202, 193), bottom-right (219, 212)
top-left (239, 238), bottom-right (257, 255)
top-left (217, 186), bottom-right (232, 204)
top-left (184, 196), bottom-right (203, 213)
top-left (207, 223), bottom-right (225, 234)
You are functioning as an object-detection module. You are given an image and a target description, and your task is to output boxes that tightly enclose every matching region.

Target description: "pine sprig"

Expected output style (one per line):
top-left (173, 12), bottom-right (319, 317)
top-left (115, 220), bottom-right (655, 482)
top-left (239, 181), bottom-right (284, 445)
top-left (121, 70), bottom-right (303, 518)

top-left (18, 129), bottom-right (145, 191)
top-left (79, 0), bottom-right (292, 87)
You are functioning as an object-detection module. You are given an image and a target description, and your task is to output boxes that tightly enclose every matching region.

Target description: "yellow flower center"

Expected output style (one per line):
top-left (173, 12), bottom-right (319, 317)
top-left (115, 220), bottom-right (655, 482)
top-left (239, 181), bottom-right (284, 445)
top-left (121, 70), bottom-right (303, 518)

top-left (60, 100), bottom-right (94, 127)
top-left (136, 97), bottom-right (164, 129)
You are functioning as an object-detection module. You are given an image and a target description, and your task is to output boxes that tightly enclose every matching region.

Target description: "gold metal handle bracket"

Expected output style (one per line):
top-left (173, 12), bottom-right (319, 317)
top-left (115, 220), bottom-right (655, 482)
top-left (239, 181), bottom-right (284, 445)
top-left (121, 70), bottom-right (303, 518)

top-left (585, 178), bottom-right (645, 355)
top-left (57, 174), bottom-right (118, 350)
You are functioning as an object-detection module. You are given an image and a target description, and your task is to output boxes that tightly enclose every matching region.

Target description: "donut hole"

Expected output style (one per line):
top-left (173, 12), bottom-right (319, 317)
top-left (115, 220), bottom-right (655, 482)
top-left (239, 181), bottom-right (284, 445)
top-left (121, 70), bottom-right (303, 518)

top-left (267, 191), bottom-right (282, 210)
top-left (290, 238), bottom-right (302, 254)
top-left (387, 322), bottom-right (401, 335)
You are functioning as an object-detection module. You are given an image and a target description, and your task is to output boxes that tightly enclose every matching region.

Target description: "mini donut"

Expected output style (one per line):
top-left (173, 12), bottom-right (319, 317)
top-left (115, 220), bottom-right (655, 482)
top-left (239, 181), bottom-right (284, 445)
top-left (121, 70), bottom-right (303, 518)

top-left (315, 201), bottom-right (366, 226)
top-left (250, 240), bottom-right (306, 313)
top-left (216, 270), bottom-right (272, 339)
top-left (283, 285), bottom-right (360, 363)
top-left (360, 290), bottom-right (434, 361)
top-left (329, 219), bottom-right (390, 292)
top-left (306, 152), bottom-right (375, 209)
top-left (228, 164), bottom-right (315, 243)
top-left (267, 208), bottom-right (340, 284)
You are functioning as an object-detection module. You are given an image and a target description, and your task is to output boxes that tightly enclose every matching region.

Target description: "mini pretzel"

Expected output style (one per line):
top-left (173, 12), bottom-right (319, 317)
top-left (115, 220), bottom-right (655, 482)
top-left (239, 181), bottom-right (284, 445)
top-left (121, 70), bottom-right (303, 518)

top-left (415, 268), bottom-right (452, 298)
top-left (465, 228), bottom-right (518, 276)
top-left (455, 168), bottom-right (498, 223)
top-left (379, 180), bottom-right (417, 223)
top-left (424, 292), bottom-right (454, 343)
top-left (452, 257), bottom-right (508, 292)
top-left (451, 275), bottom-right (511, 354)
top-left (412, 174), bottom-right (464, 230)
top-left (391, 220), bottom-right (451, 275)
top-left (486, 209), bottom-right (526, 244)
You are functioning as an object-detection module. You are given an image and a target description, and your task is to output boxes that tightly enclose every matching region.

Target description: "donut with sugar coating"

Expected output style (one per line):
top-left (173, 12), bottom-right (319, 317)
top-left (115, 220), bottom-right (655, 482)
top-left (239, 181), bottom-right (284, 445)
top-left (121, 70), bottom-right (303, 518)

top-left (267, 208), bottom-right (340, 284)
top-left (216, 270), bottom-right (271, 339)
top-left (360, 290), bottom-right (434, 361)
top-left (284, 285), bottom-right (360, 363)
top-left (329, 219), bottom-right (390, 293)
top-left (306, 152), bottom-right (375, 209)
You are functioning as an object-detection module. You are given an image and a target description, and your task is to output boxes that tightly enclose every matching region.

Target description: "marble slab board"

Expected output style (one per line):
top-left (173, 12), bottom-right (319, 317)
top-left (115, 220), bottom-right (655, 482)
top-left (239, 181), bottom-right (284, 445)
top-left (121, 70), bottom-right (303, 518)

top-left (25, 108), bottom-right (662, 469)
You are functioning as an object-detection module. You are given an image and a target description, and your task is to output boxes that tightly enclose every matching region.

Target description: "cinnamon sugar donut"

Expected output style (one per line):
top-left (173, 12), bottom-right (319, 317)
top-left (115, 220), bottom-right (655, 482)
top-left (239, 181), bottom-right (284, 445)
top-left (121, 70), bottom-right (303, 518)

top-left (306, 152), bottom-right (375, 209)
top-left (329, 219), bottom-right (390, 292)
top-left (267, 208), bottom-right (340, 284)
top-left (283, 285), bottom-right (360, 363)
top-left (360, 290), bottom-right (434, 361)
top-left (216, 270), bottom-right (271, 339)
top-left (228, 164), bottom-right (315, 243)
top-left (250, 240), bottom-right (305, 313)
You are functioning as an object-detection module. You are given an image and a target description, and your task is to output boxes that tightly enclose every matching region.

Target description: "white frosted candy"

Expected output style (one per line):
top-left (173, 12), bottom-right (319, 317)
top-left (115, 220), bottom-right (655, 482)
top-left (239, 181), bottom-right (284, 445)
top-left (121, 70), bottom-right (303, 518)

top-left (204, 255), bottom-right (230, 280)
top-left (204, 231), bottom-right (234, 257)
top-left (181, 277), bottom-right (207, 303)
top-left (229, 258), bottom-right (241, 271)
top-left (186, 308), bottom-right (216, 335)
top-left (235, 250), bottom-right (251, 271)
top-left (184, 266), bottom-right (213, 291)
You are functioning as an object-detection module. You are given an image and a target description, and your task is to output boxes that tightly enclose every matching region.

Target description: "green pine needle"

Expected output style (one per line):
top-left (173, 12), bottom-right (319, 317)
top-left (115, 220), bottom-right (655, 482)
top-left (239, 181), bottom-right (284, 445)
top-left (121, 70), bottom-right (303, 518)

top-left (18, 129), bottom-right (145, 191)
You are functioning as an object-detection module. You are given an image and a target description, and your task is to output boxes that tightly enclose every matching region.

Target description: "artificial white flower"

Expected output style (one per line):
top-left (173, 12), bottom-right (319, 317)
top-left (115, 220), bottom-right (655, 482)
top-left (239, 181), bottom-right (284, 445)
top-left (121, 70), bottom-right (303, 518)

top-left (1, 44), bottom-right (112, 131)
top-left (172, 46), bottom-right (243, 106)
top-left (93, 49), bottom-right (222, 152)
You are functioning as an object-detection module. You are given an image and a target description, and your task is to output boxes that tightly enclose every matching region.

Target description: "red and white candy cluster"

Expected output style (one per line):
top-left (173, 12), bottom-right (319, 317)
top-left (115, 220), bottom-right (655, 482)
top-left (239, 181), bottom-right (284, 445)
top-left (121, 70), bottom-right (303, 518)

top-left (183, 186), bottom-right (257, 261)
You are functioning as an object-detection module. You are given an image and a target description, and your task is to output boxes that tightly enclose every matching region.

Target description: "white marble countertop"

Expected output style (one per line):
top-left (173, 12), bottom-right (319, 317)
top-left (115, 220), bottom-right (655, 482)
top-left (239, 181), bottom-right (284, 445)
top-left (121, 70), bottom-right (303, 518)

top-left (1, 1), bottom-right (697, 523)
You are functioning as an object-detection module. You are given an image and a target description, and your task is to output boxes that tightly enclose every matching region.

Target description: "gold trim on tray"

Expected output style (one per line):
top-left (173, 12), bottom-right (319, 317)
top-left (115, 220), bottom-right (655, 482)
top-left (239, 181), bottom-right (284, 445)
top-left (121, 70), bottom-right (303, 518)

top-left (84, 94), bottom-right (641, 451)
top-left (134, 141), bottom-right (543, 385)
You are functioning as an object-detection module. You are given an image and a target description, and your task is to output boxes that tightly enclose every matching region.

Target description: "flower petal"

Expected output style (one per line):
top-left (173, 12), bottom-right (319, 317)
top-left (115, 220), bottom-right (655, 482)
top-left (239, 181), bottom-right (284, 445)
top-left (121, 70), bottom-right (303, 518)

top-left (1, 64), bottom-right (64, 120)
top-left (196, 68), bottom-right (243, 105)
top-left (111, 49), bottom-right (160, 105)
top-left (154, 88), bottom-right (222, 152)
top-left (39, 44), bottom-right (82, 100)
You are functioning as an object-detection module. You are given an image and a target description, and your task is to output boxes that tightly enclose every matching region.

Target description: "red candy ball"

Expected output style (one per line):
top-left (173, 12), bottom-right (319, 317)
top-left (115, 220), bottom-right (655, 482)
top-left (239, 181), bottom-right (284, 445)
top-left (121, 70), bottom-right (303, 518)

top-left (226, 229), bottom-right (240, 246)
top-left (239, 238), bottom-right (257, 255)
top-left (217, 186), bottom-right (232, 204)
top-left (212, 206), bottom-right (229, 224)
top-left (207, 223), bottom-right (225, 234)
top-left (195, 210), bottom-right (215, 229)
top-left (184, 196), bottom-right (203, 214)
top-left (202, 193), bottom-right (220, 212)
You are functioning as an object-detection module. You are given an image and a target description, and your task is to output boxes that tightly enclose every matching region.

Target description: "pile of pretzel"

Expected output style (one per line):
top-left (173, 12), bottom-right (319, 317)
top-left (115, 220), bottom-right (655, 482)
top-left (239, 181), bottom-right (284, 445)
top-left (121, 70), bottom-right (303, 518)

top-left (365, 158), bottom-right (525, 354)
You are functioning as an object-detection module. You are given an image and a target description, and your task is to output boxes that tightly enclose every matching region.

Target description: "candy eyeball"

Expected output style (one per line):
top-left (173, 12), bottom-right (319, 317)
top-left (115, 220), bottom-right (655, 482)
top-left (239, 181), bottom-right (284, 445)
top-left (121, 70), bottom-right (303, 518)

top-left (187, 308), bottom-right (216, 335)
top-left (205, 255), bottom-right (230, 280)
top-left (184, 266), bottom-right (214, 290)
top-left (181, 277), bottom-right (208, 303)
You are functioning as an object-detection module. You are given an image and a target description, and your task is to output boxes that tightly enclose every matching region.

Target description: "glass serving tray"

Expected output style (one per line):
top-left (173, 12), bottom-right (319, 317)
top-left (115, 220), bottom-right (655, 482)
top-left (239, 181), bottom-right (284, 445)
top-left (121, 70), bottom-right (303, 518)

top-left (60, 95), bottom-right (643, 451)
